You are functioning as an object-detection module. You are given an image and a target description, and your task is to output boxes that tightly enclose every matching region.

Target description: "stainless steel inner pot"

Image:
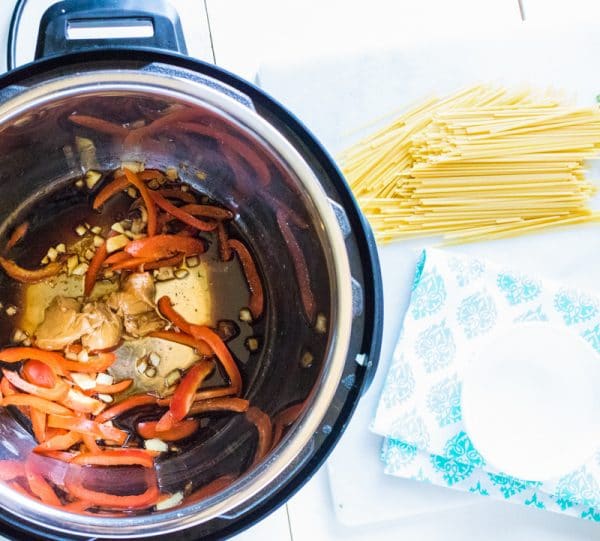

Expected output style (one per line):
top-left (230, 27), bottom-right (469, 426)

top-left (0, 56), bottom-right (380, 540)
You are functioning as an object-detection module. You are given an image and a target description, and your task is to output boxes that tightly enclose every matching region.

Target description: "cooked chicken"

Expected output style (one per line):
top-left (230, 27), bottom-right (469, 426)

top-left (80, 302), bottom-right (123, 351)
top-left (34, 296), bottom-right (122, 351)
top-left (107, 272), bottom-right (165, 338)
top-left (34, 297), bottom-right (92, 350)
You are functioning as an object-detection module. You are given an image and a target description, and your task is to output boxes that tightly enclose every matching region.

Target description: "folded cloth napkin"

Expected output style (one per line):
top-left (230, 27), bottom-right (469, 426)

top-left (372, 248), bottom-right (600, 522)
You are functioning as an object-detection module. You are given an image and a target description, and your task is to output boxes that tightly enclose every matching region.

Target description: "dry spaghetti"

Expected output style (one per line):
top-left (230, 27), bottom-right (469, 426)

top-left (340, 85), bottom-right (600, 244)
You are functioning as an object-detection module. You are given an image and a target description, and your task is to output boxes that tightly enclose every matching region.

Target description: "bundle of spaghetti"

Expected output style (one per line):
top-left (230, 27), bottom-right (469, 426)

top-left (340, 85), bottom-right (600, 244)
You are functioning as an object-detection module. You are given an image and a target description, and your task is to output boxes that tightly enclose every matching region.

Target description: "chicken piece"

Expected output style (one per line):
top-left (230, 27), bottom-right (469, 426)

top-left (34, 297), bottom-right (92, 350)
top-left (107, 272), bottom-right (165, 338)
top-left (80, 302), bottom-right (123, 351)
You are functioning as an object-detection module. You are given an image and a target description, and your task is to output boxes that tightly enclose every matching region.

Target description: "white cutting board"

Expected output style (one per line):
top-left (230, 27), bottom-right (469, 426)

top-left (256, 6), bottom-right (600, 531)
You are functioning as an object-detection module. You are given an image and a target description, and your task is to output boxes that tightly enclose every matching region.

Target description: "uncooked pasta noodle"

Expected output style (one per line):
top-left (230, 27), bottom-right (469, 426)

top-left (340, 85), bottom-right (600, 244)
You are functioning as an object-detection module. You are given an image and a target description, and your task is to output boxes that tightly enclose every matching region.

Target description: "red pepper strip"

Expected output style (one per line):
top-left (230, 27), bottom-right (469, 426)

top-left (71, 449), bottom-right (158, 468)
top-left (187, 475), bottom-right (236, 504)
top-left (60, 352), bottom-right (116, 374)
top-left (2, 369), bottom-right (68, 401)
top-left (60, 389), bottom-right (104, 415)
top-left (62, 499), bottom-right (95, 512)
top-left (0, 377), bottom-right (14, 397)
top-left (0, 257), bottom-right (62, 284)
top-left (125, 234), bottom-right (205, 259)
top-left (108, 253), bottom-right (183, 272)
top-left (25, 459), bottom-right (61, 506)
top-left (188, 397), bottom-right (249, 415)
top-left (228, 239), bottom-right (264, 320)
top-left (190, 324), bottom-right (242, 396)
top-left (276, 210), bottom-right (316, 324)
top-left (156, 360), bottom-right (214, 431)
top-left (136, 418), bottom-right (199, 441)
top-left (82, 433), bottom-right (102, 455)
top-left (155, 297), bottom-right (192, 333)
top-left (2, 394), bottom-right (72, 415)
top-left (109, 256), bottom-right (157, 271)
top-left (102, 251), bottom-right (132, 266)
top-left (91, 379), bottom-right (132, 395)
top-left (270, 403), bottom-right (304, 450)
top-left (123, 168), bottom-right (157, 236)
top-left (93, 176), bottom-right (129, 209)
top-left (84, 238), bottom-right (108, 296)
top-left (30, 408), bottom-right (47, 443)
top-left (0, 347), bottom-right (67, 376)
top-left (138, 169), bottom-right (166, 182)
top-left (179, 204), bottom-right (233, 220)
top-left (42, 451), bottom-right (77, 462)
top-left (148, 191), bottom-right (217, 232)
top-left (94, 394), bottom-right (157, 424)
top-left (0, 460), bottom-right (25, 481)
top-left (47, 415), bottom-right (127, 445)
top-left (34, 431), bottom-right (82, 453)
top-left (69, 114), bottom-right (128, 137)
top-left (149, 330), bottom-right (212, 356)
top-left (178, 122), bottom-right (271, 186)
top-left (64, 468), bottom-right (159, 510)
top-left (138, 253), bottom-right (185, 271)
top-left (246, 407), bottom-right (272, 466)
top-left (8, 481), bottom-right (32, 498)
top-left (155, 386), bottom-right (236, 407)
top-left (156, 188), bottom-right (197, 204)
top-left (5, 221), bottom-right (29, 252)
top-left (22, 360), bottom-right (55, 388)
top-left (216, 222), bottom-right (232, 261)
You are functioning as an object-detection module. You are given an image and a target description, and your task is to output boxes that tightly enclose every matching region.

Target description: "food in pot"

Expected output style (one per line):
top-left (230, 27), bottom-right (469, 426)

top-left (0, 167), bottom-right (297, 514)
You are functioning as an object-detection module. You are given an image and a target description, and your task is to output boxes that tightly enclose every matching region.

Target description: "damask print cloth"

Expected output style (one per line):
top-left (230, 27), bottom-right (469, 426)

top-left (372, 248), bottom-right (600, 522)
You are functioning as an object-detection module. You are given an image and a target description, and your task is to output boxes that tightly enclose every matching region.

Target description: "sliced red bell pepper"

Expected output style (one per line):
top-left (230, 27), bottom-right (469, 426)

top-left (0, 377), bottom-right (15, 397)
top-left (22, 360), bottom-right (55, 388)
top-left (216, 222), bottom-right (232, 261)
top-left (149, 329), bottom-right (212, 356)
top-left (64, 468), bottom-right (159, 510)
top-left (2, 394), bottom-right (72, 415)
top-left (0, 347), bottom-right (67, 376)
top-left (71, 449), bottom-right (157, 468)
top-left (156, 188), bottom-right (197, 204)
top-left (91, 378), bottom-right (132, 395)
top-left (189, 325), bottom-right (242, 396)
top-left (34, 430), bottom-right (82, 453)
top-left (5, 221), bottom-right (29, 252)
top-left (25, 460), bottom-right (61, 506)
top-left (156, 360), bottom-right (214, 431)
top-left (0, 460), bottom-right (25, 481)
top-left (102, 251), bottom-right (132, 266)
top-left (82, 433), bottom-right (102, 455)
top-left (187, 475), bottom-right (235, 504)
top-left (84, 238), bottom-right (108, 296)
top-left (155, 297), bottom-right (193, 334)
top-left (94, 394), bottom-right (157, 424)
top-left (123, 168), bottom-right (157, 236)
top-left (0, 257), bottom-right (62, 284)
top-left (270, 403), bottom-right (304, 450)
top-left (136, 418), bottom-right (199, 441)
top-left (228, 239), bottom-right (264, 319)
top-left (69, 114), bottom-right (128, 137)
top-left (42, 451), bottom-right (77, 462)
top-left (93, 170), bottom-right (155, 210)
top-left (188, 397), bottom-right (249, 415)
top-left (47, 415), bottom-right (127, 445)
top-left (125, 234), bottom-right (205, 259)
top-left (30, 408), bottom-right (47, 443)
top-left (245, 406), bottom-right (272, 466)
top-left (2, 369), bottom-right (68, 401)
top-left (109, 254), bottom-right (184, 272)
top-left (148, 191), bottom-right (217, 232)
top-left (62, 499), bottom-right (95, 512)
top-left (61, 389), bottom-right (105, 416)
top-left (276, 210), bottom-right (316, 324)
top-left (178, 204), bottom-right (233, 220)
top-left (60, 352), bottom-right (116, 374)
top-left (155, 385), bottom-right (236, 407)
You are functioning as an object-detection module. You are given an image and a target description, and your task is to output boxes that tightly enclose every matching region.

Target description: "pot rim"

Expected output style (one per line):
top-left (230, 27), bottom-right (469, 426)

top-left (0, 68), bottom-right (355, 538)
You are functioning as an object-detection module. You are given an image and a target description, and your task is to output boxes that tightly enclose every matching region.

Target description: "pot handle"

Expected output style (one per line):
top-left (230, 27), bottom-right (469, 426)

top-left (34, 0), bottom-right (187, 60)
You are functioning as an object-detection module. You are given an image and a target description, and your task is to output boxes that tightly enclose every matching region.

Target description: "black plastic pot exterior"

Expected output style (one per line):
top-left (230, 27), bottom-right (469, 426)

top-left (0, 49), bottom-right (383, 540)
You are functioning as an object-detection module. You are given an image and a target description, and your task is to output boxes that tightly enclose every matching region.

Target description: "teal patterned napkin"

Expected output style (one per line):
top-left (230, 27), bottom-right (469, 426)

top-left (372, 248), bottom-right (600, 521)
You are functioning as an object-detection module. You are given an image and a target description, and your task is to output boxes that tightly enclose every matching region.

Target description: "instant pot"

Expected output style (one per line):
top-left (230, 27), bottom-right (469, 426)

top-left (0, 0), bottom-right (383, 539)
